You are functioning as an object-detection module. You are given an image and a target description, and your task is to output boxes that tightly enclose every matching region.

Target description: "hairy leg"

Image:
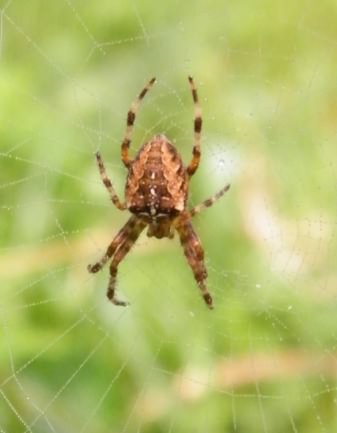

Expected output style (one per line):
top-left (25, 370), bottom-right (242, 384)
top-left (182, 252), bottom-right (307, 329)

top-left (88, 216), bottom-right (138, 274)
top-left (190, 183), bottom-right (230, 217)
top-left (187, 76), bottom-right (202, 177)
top-left (176, 219), bottom-right (213, 309)
top-left (95, 151), bottom-right (126, 210)
top-left (107, 219), bottom-right (146, 306)
top-left (121, 77), bottom-right (156, 168)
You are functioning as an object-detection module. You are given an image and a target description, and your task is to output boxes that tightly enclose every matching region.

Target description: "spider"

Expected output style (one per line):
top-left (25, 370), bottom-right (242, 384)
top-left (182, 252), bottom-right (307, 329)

top-left (88, 76), bottom-right (230, 309)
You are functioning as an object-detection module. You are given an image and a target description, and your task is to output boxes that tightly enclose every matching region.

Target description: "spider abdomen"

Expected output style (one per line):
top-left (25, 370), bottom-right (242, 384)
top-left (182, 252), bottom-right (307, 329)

top-left (125, 134), bottom-right (188, 218)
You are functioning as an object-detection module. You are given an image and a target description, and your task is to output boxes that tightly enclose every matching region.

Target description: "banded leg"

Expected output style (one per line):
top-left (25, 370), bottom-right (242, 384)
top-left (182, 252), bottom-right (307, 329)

top-left (88, 216), bottom-right (138, 274)
top-left (95, 151), bottom-right (126, 210)
top-left (176, 220), bottom-right (213, 309)
top-left (190, 184), bottom-right (230, 217)
top-left (107, 219), bottom-right (146, 306)
top-left (121, 77), bottom-right (157, 168)
top-left (187, 76), bottom-right (202, 177)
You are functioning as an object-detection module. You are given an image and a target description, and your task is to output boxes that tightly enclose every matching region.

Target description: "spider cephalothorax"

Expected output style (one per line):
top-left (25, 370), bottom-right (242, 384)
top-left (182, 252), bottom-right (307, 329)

top-left (88, 77), bottom-right (230, 309)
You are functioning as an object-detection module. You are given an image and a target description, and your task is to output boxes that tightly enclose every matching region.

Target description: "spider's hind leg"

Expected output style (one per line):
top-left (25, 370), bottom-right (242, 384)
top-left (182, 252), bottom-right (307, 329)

top-left (121, 77), bottom-right (156, 168)
top-left (187, 76), bottom-right (202, 177)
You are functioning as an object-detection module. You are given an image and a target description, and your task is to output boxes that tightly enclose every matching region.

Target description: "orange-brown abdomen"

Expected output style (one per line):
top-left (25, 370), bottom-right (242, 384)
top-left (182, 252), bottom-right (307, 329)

top-left (125, 134), bottom-right (188, 218)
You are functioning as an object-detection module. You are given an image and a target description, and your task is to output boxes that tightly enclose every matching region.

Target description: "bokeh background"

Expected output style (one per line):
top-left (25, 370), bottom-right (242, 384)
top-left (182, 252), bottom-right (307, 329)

top-left (1, 1), bottom-right (337, 432)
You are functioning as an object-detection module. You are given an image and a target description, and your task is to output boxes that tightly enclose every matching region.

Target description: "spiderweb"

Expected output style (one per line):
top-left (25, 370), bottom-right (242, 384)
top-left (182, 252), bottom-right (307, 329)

top-left (1, 1), bottom-right (337, 432)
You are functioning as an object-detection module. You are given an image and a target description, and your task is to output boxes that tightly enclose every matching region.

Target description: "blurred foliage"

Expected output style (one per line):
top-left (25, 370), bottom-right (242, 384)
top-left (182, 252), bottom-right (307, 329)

top-left (1, 1), bottom-right (337, 432)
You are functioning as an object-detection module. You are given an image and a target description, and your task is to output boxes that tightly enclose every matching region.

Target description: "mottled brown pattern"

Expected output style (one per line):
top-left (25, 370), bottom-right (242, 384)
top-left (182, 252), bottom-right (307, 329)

top-left (88, 77), bottom-right (231, 309)
top-left (126, 135), bottom-right (188, 216)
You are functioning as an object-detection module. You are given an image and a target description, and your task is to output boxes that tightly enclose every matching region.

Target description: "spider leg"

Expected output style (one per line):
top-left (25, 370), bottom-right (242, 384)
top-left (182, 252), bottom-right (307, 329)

top-left (95, 151), bottom-right (126, 210)
top-left (176, 218), bottom-right (213, 309)
top-left (88, 216), bottom-right (138, 274)
top-left (121, 77), bottom-right (157, 168)
top-left (107, 219), bottom-right (146, 306)
top-left (186, 76), bottom-right (202, 177)
top-left (189, 183), bottom-right (230, 217)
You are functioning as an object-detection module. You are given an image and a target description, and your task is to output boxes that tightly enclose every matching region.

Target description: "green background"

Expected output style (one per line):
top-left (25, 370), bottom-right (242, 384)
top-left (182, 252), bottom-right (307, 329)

top-left (1, 1), bottom-right (337, 432)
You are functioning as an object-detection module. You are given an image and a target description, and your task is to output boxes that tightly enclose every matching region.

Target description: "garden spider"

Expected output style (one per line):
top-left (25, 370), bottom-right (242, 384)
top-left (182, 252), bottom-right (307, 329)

top-left (88, 76), bottom-right (230, 309)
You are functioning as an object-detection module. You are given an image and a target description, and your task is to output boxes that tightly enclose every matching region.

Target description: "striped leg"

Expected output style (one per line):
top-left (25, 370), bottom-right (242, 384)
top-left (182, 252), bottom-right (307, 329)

top-left (176, 219), bottom-right (213, 309)
top-left (88, 216), bottom-right (138, 274)
top-left (187, 76), bottom-right (202, 177)
top-left (107, 219), bottom-right (146, 306)
top-left (190, 184), bottom-right (230, 217)
top-left (95, 151), bottom-right (126, 210)
top-left (121, 77), bottom-right (156, 168)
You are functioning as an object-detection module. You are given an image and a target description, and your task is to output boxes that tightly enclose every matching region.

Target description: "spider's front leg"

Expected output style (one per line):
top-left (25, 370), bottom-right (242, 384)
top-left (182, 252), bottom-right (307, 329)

top-left (88, 216), bottom-right (146, 306)
top-left (176, 218), bottom-right (213, 309)
top-left (107, 219), bottom-right (146, 306)
top-left (88, 216), bottom-right (138, 274)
